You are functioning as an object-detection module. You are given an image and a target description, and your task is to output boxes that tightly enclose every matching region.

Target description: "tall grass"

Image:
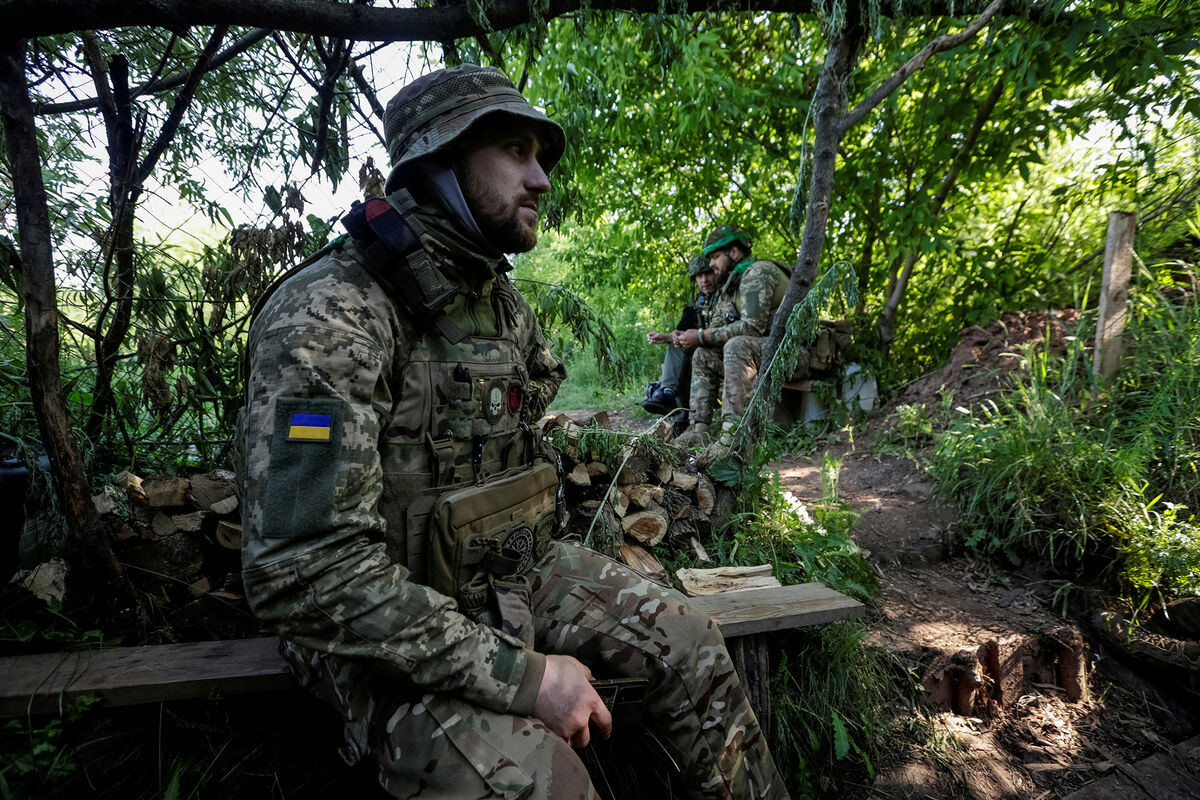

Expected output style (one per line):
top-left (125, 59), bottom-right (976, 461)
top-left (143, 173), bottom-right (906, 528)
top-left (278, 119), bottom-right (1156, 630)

top-left (932, 268), bottom-right (1200, 602)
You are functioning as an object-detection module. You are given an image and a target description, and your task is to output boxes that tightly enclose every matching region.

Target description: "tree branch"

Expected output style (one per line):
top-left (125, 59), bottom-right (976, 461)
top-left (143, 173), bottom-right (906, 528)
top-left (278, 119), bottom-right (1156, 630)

top-left (136, 25), bottom-right (228, 185)
top-left (838, 0), bottom-right (1007, 133)
top-left (6, 0), bottom-right (1057, 42)
top-left (35, 28), bottom-right (271, 114)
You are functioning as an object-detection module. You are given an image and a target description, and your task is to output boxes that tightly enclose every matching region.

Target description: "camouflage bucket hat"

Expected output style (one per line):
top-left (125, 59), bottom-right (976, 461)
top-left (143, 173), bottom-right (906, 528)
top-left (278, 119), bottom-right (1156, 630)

top-left (687, 253), bottom-right (713, 278)
top-left (701, 223), bottom-right (753, 256)
top-left (384, 64), bottom-right (566, 193)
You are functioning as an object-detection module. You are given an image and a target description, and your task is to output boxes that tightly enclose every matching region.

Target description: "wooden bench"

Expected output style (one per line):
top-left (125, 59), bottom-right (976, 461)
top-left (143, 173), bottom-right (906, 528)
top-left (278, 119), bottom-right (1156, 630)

top-left (776, 364), bottom-right (878, 427)
top-left (0, 582), bottom-right (863, 722)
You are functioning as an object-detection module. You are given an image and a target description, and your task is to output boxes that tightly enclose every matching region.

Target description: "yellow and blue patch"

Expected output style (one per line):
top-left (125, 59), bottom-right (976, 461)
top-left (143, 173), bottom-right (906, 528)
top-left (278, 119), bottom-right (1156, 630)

top-left (287, 412), bottom-right (332, 442)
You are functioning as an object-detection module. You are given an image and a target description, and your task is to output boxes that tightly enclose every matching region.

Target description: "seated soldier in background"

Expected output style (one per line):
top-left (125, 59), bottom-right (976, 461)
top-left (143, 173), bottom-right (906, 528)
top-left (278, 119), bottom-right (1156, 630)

top-left (643, 254), bottom-right (718, 426)
top-left (674, 224), bottom-right (788, 448)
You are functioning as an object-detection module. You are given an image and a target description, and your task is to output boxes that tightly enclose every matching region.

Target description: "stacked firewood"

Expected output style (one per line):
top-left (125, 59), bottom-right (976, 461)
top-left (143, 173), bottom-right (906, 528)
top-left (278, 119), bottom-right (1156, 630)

top-left (541, 411), bottom-right (746, 589)
top-left (79, 412), bottom-right (769, 633)
top-left (92, 470), bottom-right (248, 637)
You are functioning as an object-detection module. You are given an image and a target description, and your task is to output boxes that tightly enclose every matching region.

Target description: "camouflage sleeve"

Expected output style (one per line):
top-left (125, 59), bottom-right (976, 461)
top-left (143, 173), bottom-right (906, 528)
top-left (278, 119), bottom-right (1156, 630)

top-left (512, 286), bottom-right (565, 423)
top-left (703, 261), bottom-right (785, 346)
top-left (240, 252), bottom-right (544, 716)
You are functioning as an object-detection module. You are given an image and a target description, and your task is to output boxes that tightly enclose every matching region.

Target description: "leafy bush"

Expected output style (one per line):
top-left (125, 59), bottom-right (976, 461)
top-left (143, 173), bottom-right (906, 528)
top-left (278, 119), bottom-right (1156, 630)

top-left (932, 271), bottom-right (1200, 601)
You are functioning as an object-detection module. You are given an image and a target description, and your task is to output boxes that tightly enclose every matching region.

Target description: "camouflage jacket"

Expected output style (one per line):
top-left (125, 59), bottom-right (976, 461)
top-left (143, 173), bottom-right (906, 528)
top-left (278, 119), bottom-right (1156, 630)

top-left (239, 199), bottom-right (565, 718)
top-left (704, 259), bottom-right (788, 347)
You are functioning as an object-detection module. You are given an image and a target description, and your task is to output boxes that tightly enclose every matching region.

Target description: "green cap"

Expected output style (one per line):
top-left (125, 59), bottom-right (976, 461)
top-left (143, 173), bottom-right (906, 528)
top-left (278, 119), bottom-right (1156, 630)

top-left (383, 65), bottom-right (565, 193)
top-left (701, 223), bottom-right (753, 257)
top-left (687, 253), bottom-right (713, 278)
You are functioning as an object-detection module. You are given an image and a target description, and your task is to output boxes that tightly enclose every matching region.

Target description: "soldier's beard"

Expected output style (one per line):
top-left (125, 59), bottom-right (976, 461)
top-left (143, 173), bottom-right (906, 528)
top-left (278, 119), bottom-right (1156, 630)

top-left (457, 171), bottom-right (538, 254)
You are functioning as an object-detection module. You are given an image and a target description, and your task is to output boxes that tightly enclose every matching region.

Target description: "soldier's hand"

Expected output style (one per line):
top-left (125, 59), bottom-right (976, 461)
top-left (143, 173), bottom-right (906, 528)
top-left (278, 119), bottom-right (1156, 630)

top-left (647, 331), bottom-right (671, 344)
top-left (674, 328), bottom-right (700, 349)
top-left (534, 655), bottom-right (613, 748)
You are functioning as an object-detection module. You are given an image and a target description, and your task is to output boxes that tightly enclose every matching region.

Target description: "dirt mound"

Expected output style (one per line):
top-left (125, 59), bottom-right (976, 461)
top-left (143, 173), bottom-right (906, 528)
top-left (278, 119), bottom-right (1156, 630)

top-left (898, 309), bottom-right (1081, 408)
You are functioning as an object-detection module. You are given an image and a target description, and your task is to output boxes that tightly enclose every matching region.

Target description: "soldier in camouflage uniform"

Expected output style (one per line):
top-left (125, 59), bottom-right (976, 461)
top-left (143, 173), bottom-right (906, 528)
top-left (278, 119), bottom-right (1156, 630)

top-left (643, 254), bottom-right (717, 419)
top-left (238, 65), bottom-right (788, 799)
top-left (674, 225), bottom-right (788, 448)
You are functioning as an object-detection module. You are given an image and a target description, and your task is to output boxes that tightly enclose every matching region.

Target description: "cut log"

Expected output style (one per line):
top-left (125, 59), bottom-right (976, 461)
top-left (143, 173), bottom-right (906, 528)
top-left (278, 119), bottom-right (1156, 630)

top-left (215, 520), bottom-right (242, 550)
top-left (676, 565), bottom-right (781, 596)
top-left (694, 474), bottom-right (715, 516)
top-left (93, 492), bottom-right (116, 515)
top-left (172, 511), bottom-right (205, 532)
top-left (648, 418), bottom-right (676, 443)
top-left (143, 476), bottom-right (190, 508)
top-left (660, 488), bottom-right (690, 520)
top-left (669, 471), bottom-right (698, 491)
top-left (622, 483), bottom-right (664, 509)
top-left (189, 470), bottom-right (237, 512)
top-left (621, 509), bottom-right (669, 546)
top-left (188, 576), bottom-right (212, 598)
top-left (113, 470), bottom-right (144, 493)
top-left (210, 496), bottom-right (238, 515)
top-left (667, 515), bottom-right (698, 542)
top-left (151, 511), bottom-right (178, 539)
top-left (619, 541), bottom-right (669, 585)
top-left (113, 471), bottom-right (147, 504)
top-left (688, 536), bottom-right (712, 563)
top-left (585, 461), bottom-right (611, 478)
top-left (609, 490), bottom-right (630, 519)
top-left (566, 463), bottom-right (591, 488)
top-left (616, 444), bottom-right (654, 486)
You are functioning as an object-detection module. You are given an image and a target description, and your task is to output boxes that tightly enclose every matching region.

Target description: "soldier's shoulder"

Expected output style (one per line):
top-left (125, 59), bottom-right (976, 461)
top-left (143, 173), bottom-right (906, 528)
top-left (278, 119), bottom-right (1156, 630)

top-left (253, 241), bottom-right (396, 340)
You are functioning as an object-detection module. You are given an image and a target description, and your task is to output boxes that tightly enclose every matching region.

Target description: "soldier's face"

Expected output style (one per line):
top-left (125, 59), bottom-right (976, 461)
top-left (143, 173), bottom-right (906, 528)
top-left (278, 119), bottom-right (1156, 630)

top-left (695, 270), bottom-right (716, 295)
top-left (707, 250), bottom-right (732, 281)
top-left (455, 121), bottom-right (551, 253)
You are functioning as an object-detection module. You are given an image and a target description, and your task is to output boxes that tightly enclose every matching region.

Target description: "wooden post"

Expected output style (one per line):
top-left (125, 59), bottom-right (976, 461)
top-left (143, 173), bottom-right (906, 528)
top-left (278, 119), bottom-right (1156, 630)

top-left (1094, 211), bottom-right (1137, 384)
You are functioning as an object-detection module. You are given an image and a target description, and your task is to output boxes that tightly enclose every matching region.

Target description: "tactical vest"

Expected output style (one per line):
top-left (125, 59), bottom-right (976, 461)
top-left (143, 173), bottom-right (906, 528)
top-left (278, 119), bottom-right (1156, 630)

top-left (376, 293), bottom-right (542, 585)
top-left (246, 191), bottom-right (550, 594)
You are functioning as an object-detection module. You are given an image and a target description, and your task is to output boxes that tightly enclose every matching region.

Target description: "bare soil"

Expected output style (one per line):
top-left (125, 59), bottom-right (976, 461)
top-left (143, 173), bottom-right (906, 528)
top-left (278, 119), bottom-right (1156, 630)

top-left (606, 309), bottom-right (1200, 799)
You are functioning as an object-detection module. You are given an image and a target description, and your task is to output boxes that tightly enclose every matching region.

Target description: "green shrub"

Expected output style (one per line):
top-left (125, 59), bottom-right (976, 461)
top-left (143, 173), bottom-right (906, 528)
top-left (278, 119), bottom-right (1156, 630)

top-left (932, 271), bottom-right (1200, 600)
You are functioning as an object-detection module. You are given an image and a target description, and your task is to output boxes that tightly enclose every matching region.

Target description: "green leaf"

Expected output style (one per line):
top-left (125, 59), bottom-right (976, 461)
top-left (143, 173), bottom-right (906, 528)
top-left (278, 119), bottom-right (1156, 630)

top-left (831, 711), bottom-right (850, 760)
top-left (263, 185), bottom-right (283, 215)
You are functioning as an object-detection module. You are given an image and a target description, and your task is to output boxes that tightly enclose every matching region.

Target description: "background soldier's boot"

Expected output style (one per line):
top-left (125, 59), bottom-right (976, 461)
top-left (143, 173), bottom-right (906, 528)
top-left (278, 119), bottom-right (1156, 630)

top-left (643, 385), bottom-right (678, 415)
top-left (673, 421), bottom-right (710, 448)
top-left (696, 425), bottom-right (733, 466)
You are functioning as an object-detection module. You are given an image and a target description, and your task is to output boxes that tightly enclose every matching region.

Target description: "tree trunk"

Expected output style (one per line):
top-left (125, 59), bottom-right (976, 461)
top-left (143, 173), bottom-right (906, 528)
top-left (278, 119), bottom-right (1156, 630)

top-left (879, 76), bottom-right (1004, 358)
top-left (0, 38), bottom-right (110, 570)
top-left (735, 18), bottom-right (865, 462)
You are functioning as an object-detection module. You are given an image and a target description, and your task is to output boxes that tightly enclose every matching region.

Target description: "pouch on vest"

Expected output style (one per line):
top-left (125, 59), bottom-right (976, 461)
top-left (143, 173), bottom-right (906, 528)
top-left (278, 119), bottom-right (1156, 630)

top-left (427, 462), bottom-right (558, 615)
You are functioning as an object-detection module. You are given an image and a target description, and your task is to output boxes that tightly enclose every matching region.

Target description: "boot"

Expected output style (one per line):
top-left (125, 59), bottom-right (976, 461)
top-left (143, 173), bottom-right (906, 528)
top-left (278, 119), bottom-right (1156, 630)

top-left (673, 421), bottom-right (710, 449)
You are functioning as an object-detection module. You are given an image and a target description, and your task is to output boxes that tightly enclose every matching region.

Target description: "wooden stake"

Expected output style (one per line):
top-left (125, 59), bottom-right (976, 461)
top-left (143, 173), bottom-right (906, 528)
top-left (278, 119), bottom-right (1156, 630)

top-left (1094, 210), bottom-right (1136, 384)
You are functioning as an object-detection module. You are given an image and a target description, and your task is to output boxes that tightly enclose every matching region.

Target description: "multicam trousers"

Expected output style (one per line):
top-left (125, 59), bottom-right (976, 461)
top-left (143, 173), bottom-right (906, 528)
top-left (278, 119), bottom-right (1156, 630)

top-left (689, 336), bottom-right (764, 428)
top-left (282, 541), bottom-right (788, 799)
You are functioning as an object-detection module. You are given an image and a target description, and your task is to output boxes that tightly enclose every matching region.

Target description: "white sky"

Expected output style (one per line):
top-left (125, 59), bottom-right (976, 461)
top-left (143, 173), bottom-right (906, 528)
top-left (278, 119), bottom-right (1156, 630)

top-left (131, 41), bottom-right (438, 255)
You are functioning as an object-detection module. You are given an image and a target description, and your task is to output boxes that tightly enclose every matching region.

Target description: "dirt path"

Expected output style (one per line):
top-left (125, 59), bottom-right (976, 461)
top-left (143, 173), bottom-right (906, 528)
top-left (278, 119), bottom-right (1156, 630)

top-left (775, 436), bottom-right (1200, 799)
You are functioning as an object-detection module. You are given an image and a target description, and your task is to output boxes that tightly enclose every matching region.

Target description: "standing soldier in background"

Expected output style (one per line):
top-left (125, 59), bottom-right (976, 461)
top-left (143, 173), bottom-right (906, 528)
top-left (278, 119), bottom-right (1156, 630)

top-left (674, 224), bottom-right (789, 449)
top-left (238, 65), bottom-right (788, 799)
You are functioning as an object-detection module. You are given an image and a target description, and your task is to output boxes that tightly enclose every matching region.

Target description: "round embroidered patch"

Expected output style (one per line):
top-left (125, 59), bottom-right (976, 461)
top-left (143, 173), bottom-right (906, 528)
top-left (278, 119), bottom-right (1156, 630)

top-left (503, 526), bottom-right (536, 574)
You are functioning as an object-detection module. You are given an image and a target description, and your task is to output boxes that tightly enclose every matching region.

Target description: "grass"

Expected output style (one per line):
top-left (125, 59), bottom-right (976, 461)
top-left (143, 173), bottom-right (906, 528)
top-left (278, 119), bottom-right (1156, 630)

top-left (930, 269), bottom-right (1200, 605)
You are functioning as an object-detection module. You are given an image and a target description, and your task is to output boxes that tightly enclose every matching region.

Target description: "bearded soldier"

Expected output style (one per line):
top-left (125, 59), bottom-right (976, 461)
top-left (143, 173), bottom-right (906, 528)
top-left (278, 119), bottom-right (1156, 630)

top-left (238, 65), bottom-right (788, 799)
top-left (674, 224), bottom-right (789, 448)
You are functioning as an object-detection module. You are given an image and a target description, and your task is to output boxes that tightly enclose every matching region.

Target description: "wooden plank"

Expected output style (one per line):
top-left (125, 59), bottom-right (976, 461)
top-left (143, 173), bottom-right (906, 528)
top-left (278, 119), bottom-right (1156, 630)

top-left (690, 582), bottom-right (864, 638)
top-left (0, 583), bottom-right (863, 716)
top-left (0, 637), bottom-right (293, 716)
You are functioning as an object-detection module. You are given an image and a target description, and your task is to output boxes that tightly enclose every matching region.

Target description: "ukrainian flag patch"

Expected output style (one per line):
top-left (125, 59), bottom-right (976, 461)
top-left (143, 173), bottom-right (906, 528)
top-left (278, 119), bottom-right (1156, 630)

top-left (287, 412), bottom-right (332, 441)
